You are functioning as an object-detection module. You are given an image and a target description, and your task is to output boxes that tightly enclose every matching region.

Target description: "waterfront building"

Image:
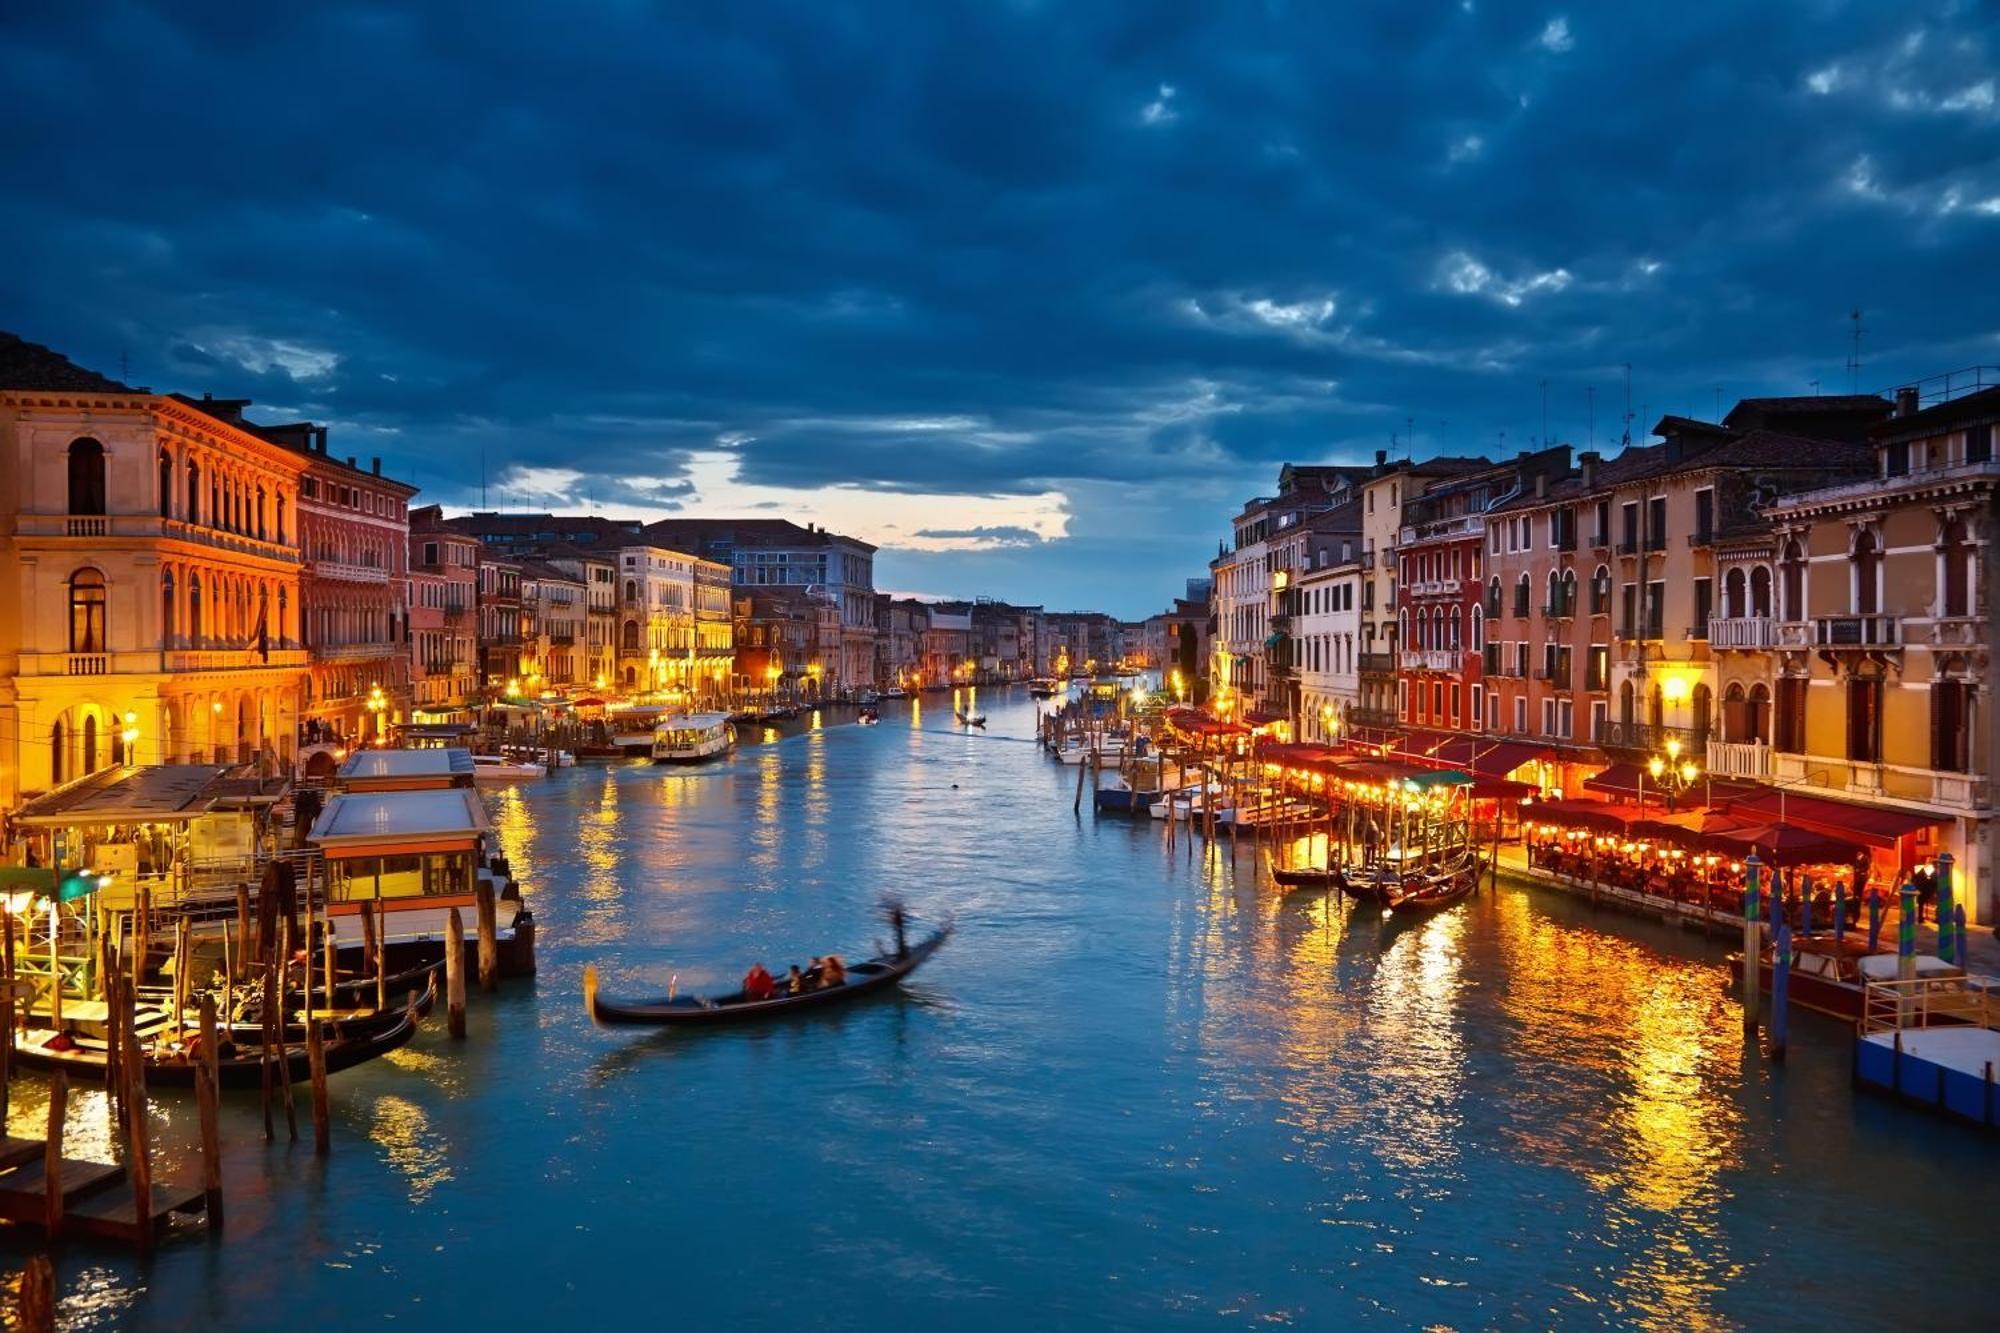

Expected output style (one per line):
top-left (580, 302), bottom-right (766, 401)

top-left (922, 601), bottom-right (973, 686)
top-left (643, 518), bottom-right (877, 692)
top-left (0, 336), bottom-right (310, 809)
top-left (692, 558), bottom-right (735, 705)
top-left (1482, 399), bottom-right (1883, 795)
top-left (1395, 450), bottom-right (1570, 737)
top-left (613, 542), bottom-right (698, 696)
top-left (257, 425), bottom-right (414, 763)
top-left (1758, 382), bottom-right (2000, 922)
top-left (409, 505), bottom-right (479, 719)
top-left (520, 559), bottom-right (587, 687)
top-left (874, 595), bottom-right (927, 689)
top-left (475, 550), bottom-right (524, 695)
top-left (1292, 516), bottom-right (1365, 742)
top-left (539, 542), bottom-right (619, 690)
top-left (1210, 466), bottom-right (1369, 724)
top-left (1142, 597), bottom-right (1211, 702)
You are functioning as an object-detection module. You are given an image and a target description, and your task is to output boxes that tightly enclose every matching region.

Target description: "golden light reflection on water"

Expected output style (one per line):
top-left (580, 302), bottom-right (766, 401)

top-left (368, 1092), bottom-right (453, 1206)
top-left (1489, 890), bottom-right (1745, 1330)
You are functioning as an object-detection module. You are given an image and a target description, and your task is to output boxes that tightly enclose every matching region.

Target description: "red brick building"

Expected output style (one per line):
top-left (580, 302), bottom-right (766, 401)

top-left (1396, 449), bottom-right (1570, 733)
top-left (409, 505), bottom-right (479, 719)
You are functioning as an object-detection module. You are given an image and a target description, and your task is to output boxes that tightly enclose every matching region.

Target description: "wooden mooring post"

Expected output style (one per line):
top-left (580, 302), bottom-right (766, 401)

top-left (475, 881), bottom-right (499, 993)
top-left (197, 995), bottom-right (224, 1225)
top-left (445, 907), bottom-right (468, 1039)
top-left (17, 1253), bottom-right (54, 1332)
top-left (42, 1070), bottom-right (67, 1240)
top-left (307, 1018), bottom-right (330, 1157)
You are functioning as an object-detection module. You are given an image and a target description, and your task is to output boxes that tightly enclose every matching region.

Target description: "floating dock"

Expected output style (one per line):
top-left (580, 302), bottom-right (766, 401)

top-left (1854, 976), bottom-right (2000, 1132)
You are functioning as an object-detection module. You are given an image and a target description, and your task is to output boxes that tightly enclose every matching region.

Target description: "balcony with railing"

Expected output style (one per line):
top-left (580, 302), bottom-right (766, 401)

top-left (1706, 739), bottom-right (1771, 779)
top-left (1811, 615), bottom-right (1900, 649)
top-left (1349, 705), bottom-right (1399, 728)
top-left (314, 559), bottom-right (391, 584)
top-left (1594, 720), bottom-right (1710, 753)
top-left (1708, 616), bottom-right (1777, 650)
top-left (1358, 651), bottom-right (1397, 677)
top-left (19, 513), bottom-right (300, 562)
top-left (1643, 532), bottom-right (1668, 552)
top-left (165, 648), bottom-right (310, 672)
top-left (1399, 649), bottom-right (1459, 673)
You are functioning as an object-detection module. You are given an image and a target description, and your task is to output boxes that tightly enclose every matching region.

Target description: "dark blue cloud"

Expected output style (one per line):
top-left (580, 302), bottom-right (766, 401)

top-left (2, 1), bottom-right (1996, 615)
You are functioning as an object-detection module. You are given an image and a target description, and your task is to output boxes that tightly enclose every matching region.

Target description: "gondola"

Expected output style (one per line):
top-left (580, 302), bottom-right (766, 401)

top-left (11, 1001), bottom-right (422, 1090)
top-left (1383, 861), bottom-right (1483, 918)
top-left (1271, 864), bottom-right (1346, 891)
top-left (226, 967), bottom-right (439, 1044)
top-left (584, 925), bottom-right (951, 1027)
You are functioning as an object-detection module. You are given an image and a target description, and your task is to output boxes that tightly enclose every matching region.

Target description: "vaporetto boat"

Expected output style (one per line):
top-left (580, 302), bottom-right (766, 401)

top-left (651, 712), bottom-right (736, 764)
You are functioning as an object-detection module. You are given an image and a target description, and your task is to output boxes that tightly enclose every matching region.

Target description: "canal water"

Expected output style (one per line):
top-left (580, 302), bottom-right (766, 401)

top-left (7, 689), bottom-right (1996, 1329)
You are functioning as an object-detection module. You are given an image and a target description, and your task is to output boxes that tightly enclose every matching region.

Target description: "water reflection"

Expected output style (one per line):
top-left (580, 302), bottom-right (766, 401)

top-left (368, 1093), bottom-right (453, 1206)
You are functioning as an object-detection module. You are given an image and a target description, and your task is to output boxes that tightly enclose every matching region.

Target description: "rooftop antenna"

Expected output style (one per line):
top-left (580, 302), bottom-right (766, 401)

top-left (1809, 378), bottom-right (1821, 396)
top-left (1846, 307), bottom-right (1864, 393)
top-left (1585, 386), bottom-right (1596, 451)
top-left (1621, 363), bottom-right (1634, 448)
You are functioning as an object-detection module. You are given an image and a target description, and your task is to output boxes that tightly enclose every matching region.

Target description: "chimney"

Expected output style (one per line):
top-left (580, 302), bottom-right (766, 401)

top-left (1534, 472), bottom-right (1548, 498)
top-left (371, 457), bottom-right (382, 475)
top-left (1896, 386), bottom-right (1919, 417)
top-left (1579, 450), bottom-right (1599, 489)
top-left (1375, 448), bottom-right (1388, 466)
top-left (346, 456), bottom-right (357, 469)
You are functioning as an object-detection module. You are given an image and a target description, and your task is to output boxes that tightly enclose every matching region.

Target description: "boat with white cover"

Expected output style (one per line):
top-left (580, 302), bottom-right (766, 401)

top-left (651, 712), bottom-right (736, 764)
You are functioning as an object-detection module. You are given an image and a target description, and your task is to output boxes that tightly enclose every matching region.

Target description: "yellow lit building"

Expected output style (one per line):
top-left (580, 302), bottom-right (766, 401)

top-left (1761, 383), bottom-right (1998, 922)
top-left (0, 335), bottom-right (309, 811)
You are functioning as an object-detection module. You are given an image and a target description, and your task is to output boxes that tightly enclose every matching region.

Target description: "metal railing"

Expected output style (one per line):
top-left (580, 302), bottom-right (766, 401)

top-left (1709, 616), bottom-right (1777, 649)
top-left (1594, 720), bottom-right (1709, 752)
top-left (1861, 975), bottom-right (2000, 1035)
top-left (1814, 615), bottom-right (1900, 648)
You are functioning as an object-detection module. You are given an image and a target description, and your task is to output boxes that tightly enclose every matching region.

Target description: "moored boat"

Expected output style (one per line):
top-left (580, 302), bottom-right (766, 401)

top-left (470, 753), bottom-right (548, 783)
top-left (13, 1003), bottom-right (421, 1090)
top-left (584, 925), bottom-right (951, 1026)
top-left (956, 711), bottom-right (987, 728)
top-left (651, 712), bottom-right (736, 764)
top-left (1729, 934), bottom-right (1963, 1022)
top-left (1384, 858), bottom-right (1483, 917)
top-left (1272, 864), bottom-right (1346, 890)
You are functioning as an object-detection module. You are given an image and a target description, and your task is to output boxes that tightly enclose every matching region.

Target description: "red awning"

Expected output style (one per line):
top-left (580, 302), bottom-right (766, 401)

top-left (1581, 762), bottom-right (1703, 807)
top-left (1712, 821), bottom-right (1866, 867)
top-left (1472, 777), bottom-right (1537, 801)
top-left (1724, 790), bottom-right (1947, 849)
top-left (1526, 798), bottom-right (1645, 835)
top-left (1383, 731), bottom-right (1551, 778)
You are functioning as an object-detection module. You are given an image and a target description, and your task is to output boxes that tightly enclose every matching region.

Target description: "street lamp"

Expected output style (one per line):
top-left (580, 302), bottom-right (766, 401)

top-left (366, 683), bottom-right (387, 742)
top-left (1646, 736), bottom-right (1701, 812)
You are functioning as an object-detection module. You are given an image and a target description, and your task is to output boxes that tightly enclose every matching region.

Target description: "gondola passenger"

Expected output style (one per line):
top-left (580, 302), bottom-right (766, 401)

top-left (742, 963), bottom-right (775, 1001)
top-left (820, 955), bottom-right (847, 988)
top-left (787, 965), bottom-right (806, 995)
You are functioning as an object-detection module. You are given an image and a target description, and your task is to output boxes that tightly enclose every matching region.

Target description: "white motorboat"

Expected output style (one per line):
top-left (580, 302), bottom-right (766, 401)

top-left (651, 712), bottom-right (736, 764)
top-left (470, 754), bottom-right (547, 783)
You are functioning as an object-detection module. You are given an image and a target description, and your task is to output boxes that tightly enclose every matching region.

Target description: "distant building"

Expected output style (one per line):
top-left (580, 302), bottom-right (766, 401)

top-left (409, 505), bottom-right (480, 718)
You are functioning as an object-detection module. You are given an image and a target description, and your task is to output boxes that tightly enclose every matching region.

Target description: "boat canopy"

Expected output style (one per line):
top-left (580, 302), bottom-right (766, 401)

top-left (308, 788), bottom-right (491, 859)
top-left (338, 747), bottom-right (476, 791)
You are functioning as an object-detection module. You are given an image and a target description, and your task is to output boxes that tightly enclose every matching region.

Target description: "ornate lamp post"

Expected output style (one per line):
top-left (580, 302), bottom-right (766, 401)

top-left (1646, 736), bottom-right (1701, 813)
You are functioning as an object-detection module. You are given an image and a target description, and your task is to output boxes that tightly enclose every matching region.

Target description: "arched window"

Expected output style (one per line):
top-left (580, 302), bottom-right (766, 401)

top-left (50, 720), bottom-right (64, 786)
top-left (1750, 566), bottom-right (1772, 618)
top-left (1724, 568), bottom-right (1746, 619)
top-left (162, 569), bottom-right (176, 645)
top-left (621, 620), bottom-right (641, 652)
top-left (1471, 605), bottom-right (1484, 652)
top-left (187, 460), bottom-right (201, 523)
top-left (1692, 683), bottom-right (1712, 740)
top-left (1514, 573), bottom-right (1530, 617)
top-left (278, 587), bottom-right (289, 644)
top-left (275, 494), bottom-right (288, 545)
top-left (624, 579), bottom-right (638, 603)
top-left (1560, 569), bottom-right (1577, 615)
top-left (81, 714), bottom-right (98, 775)
top-left (1619, 679), bottom-right (1635, 728)
top-left (255, 485), bottom-right (267, 540)
top-left (1852, 529), bottom-right (1881, 615)
top-left (1648, 683), bottom-right (1664, 730)
top-left (1781, 541), bottom-right (1806, 620)
top-left (158, 451), bottom-right (174, 519)
top-left (68, 438), bottom-right (106, 515)
top-left (1590, 564), bottom-right (1611, 615)
top-left (188, 573), bottom-right (204, 643)
top-left (1486, 576), bottom-right (1502, 618)
top-left (1451, 606), bottom-right (1463, 651)
top-left (1723, 681), bottom-right (1748, 742)
top-left (1545, 569), bottom-right (1560, 615)
top-left (1940, 518), bottom-right (1973, 618)
top-left (69, 568), bottom-right (107, 653)
top-left (211, 476), bottom-right (221, 530)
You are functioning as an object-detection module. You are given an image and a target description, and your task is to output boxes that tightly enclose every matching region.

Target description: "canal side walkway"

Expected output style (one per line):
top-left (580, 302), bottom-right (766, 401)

top-left (1493, 842), bottom-right (2000, 975)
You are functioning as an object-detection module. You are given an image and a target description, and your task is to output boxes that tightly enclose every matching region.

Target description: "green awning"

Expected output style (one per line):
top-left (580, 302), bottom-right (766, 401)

top-left (0, 867), bottom-right (55, 893)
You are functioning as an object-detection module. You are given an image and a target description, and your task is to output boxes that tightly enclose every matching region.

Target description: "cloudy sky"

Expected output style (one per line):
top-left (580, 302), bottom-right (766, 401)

top-left (4, 2), bottom-right (1996, 615)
